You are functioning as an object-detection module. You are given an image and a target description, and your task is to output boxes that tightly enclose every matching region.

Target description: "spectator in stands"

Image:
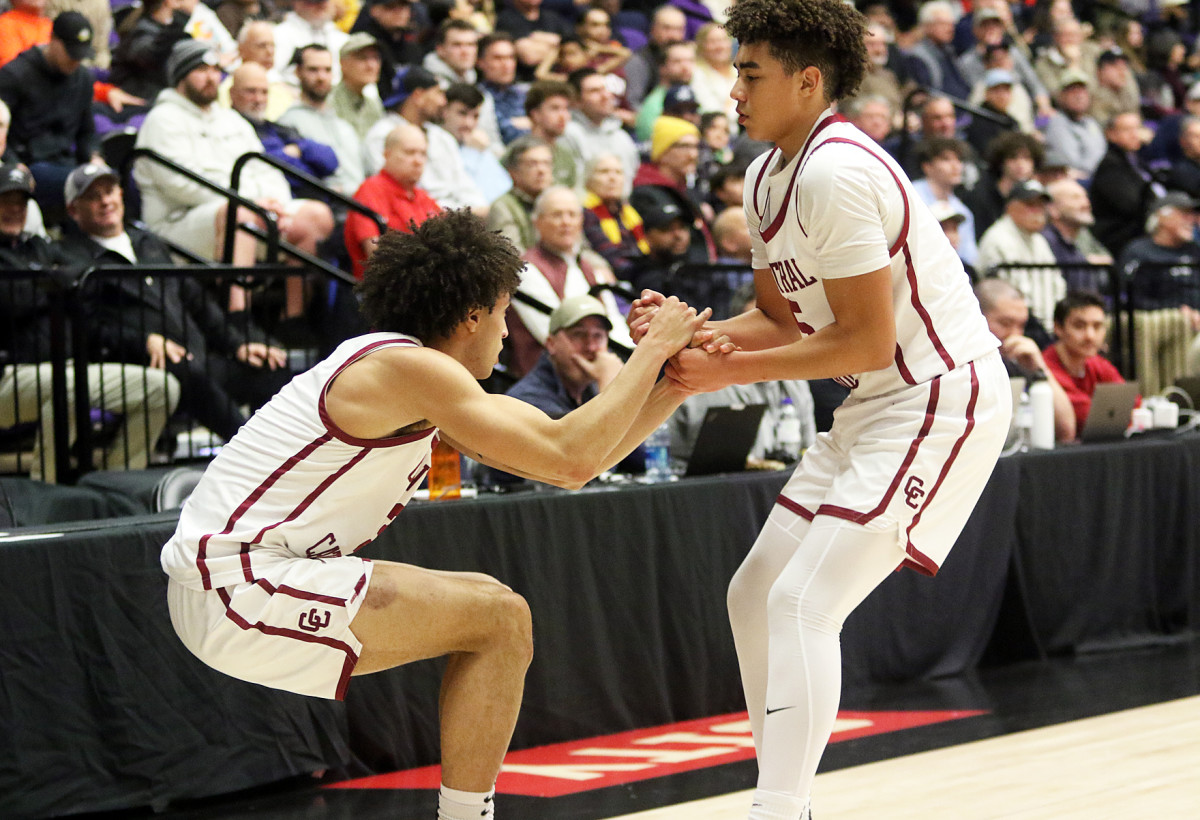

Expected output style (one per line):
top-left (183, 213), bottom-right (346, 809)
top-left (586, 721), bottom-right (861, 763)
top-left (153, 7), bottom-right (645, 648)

top-left (848, 22), bottom-right (905, 121)
top-left (352, 0), bottom-right (423, 102)
top-left (580, 152), bottom-right (645, 279)
top-left (525, 79), bottom-right (580, 191)
top-left (277, 44), bottom-right (370, 195)
top-left (623, 4), bottom-right (686, 107)
top-left (964, 130), bottom-right (1042, 237)
top-left (844, 95), bottom-right (898, 153)
top-left (0, 11), bottom-right (96, 227)
top-left (978, 179), bottom-right (1064, 329)
top-left (1041, 70), bottom-right (1106, 181)
top-left (494, 0), bottom-right (572, 81)
top-left (58, 162), bottom-right (291, 446)
top-left (230, 61), bottom-right (341, 196)
top-left (507, 185), bottom-right (630, 379)
top-left (1042, 291), bottom-right (1126, 432)
top-left (897, 94), bottom-right (982, 188)
top-left (486, 135), bottom-right (552, 252)
top-left (330, 32), bottom-right (385, 139)
top-left (1091, 111), bottom-right (1162, 258)
top-left (711, 206), bottom-right (751, 265)
top-left (221, 21), bottom-right (298, 120)
top-left (477, 31), bottom-right (530, 148)
top-left (423, 18), bottom-right (480, 87)
top-left (273, 0), bottom-right (347, 83)
top-left (365, 65), bottom-right (488, 215)
top-left (911, 137), bottom-right (979, 270)
top-left (1043, 178), bottom-right (1113, 293)
top-left (1033, 14), bottom-right (1100, 107)
top-left (506, 293), bottom-right (623, 418)
top-left (625, 186), bottom-right (692, 296)
top-left (134, 40), bottom-right (335, 313)
top-left (106, 0), bottom-right (191, 107)
top-left (345, 122), bottom-right (441, 279)
top-left (631, 115), bottom-right (716, 263)
top-left (0, 163), bottom-right (179, 482)
top-left (441, 83), bottom-right (511, 203)
top-left (1117, 192), bottom-right (1200, 318)
top-left (181, 0), bottom-right (238, 65)
top-left (47, 0), bottom-right (113, 70)
top-left (633, 41), bottom-right (697, 142)
top-left (928, 200), bottom-right (974, 279)
top-left (905, 1), bottom-right (971, 101)
top-left (975, 278), bottom-right (1075, 441)
top-left (0, 0), bottom-right (52, 68)
top-left (573, 5), bottom-right (629, 76)
top-left (1163, 117), bottom-right (1200, 199)
top-left (669, 282), bottom-right (817, 469)
top-left (690, 22), bottom-right (738, 127)
top-left (1089, 48), bottom-right (1140, 127)
top-left (561, 67), bottom-right (638, 194)
top-left (963, 68), bottom-right (1020, 161)
top-left (957, 8), bottom-right (1050, 123)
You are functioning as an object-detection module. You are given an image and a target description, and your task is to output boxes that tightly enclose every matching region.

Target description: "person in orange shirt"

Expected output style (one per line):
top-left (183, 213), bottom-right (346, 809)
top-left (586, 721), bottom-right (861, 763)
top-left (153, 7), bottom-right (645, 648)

top-left (0, 0), bottom-right (52, 67)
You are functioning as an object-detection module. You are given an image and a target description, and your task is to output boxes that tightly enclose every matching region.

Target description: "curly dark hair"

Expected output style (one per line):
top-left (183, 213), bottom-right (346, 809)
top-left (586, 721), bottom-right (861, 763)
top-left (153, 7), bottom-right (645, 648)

top-left (724, 0), bottom-right (867, 102)
top-left (985, 131), bottom-right (1044, 179)
top-left (355, 210), bottom-right (524, 342)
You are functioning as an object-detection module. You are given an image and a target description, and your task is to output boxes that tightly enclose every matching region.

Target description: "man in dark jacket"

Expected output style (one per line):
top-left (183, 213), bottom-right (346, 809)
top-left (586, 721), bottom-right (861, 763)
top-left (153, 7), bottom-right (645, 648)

top-left (0, 12), bottom-right (97, 226)
top-left (56, 162), bottom-right (291, 444)
top-left (1091, 111), bottom-right (1163, 258)
top-left (0, 162), bottom-right (177, 480)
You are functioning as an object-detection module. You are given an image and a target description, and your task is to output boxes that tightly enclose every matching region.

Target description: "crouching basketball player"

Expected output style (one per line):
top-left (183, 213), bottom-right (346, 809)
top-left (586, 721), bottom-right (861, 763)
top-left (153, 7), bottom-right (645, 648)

top-left (631, 2), bottom-right (1011, 817)
top-left (160, 210), bottom-right (708, 820)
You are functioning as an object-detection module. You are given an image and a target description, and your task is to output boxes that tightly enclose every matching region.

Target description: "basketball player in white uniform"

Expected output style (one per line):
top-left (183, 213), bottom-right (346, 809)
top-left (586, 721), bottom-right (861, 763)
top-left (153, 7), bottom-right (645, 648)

top-left (161, 211), bottom-right (708, 820)
top-left (631, 2), bottom-right (1010, 818)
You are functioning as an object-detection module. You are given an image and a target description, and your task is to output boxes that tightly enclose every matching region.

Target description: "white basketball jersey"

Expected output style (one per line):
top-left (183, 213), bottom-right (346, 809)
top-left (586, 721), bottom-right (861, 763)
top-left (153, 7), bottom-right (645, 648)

top-left (162, 333), bottom-right (438, 591)
top-left (744, 112), bottom-right (997, 398)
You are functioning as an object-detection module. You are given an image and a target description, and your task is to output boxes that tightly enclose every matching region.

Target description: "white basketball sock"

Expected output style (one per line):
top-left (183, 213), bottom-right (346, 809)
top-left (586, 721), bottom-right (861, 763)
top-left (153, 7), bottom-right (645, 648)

top-left (437, 783), bottom-right (495, 819)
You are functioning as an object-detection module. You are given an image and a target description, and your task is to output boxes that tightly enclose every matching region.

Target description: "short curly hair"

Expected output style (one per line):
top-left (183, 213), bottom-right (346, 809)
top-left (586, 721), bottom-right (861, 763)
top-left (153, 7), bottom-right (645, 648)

top-left (724, 0), bottom-right (867, 102)
top-left (356, 210), bottom-right (524, 342)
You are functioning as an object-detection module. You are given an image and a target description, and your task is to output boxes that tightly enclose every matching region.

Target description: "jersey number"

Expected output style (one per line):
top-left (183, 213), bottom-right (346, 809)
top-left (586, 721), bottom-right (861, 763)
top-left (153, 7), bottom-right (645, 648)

top-left (787, 299), bottom-right (817, 336)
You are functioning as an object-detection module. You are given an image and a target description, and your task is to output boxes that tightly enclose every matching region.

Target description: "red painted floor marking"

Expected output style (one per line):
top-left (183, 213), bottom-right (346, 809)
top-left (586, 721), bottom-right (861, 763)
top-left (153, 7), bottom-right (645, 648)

top-left (325, 708), bottom-right (984, 797)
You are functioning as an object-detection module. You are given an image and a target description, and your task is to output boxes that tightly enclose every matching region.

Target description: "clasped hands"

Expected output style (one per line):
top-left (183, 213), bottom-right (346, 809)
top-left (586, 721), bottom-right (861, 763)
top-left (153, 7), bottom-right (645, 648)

top-left (627, 290), bottom-right (738, 394)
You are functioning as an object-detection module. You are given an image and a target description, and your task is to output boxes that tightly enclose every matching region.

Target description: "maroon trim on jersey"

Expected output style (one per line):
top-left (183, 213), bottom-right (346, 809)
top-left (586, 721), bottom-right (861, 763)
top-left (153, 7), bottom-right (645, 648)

top-left (807, 136), bottom-right (959, 378)
top-left (901, 361), bottom-right (981, 577)
top-left (247, 447), bottom-right (373, 553)
top-left (775, 494), bottom-right (815, 521)
top-left (216, 587), bottom-right (360, 701)
top-left (760, 117), bottom-right (843, 244)
top-left (318, 338), bottom-right (438, 448)
top-left (254, 578), bottom-right (354, 607)
top-left (816, 376), bottom-right (941, 524)
top-left (750, 148), bottom-right (778, 222)
top-left (196, 432), bottom-right (334, 590)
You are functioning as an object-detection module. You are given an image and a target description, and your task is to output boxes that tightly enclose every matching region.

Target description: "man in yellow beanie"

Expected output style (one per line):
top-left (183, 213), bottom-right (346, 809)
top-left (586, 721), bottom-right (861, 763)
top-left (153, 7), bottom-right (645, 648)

top-left (630, 115), bottom-right (716, 263)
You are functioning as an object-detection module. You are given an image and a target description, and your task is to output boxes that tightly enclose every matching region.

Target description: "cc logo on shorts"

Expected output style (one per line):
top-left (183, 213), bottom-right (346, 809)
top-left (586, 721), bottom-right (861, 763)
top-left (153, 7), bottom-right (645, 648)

top-left (904, 475), bottom-right (926, 509)
top-left (298, 608), bottom-right (332, 633)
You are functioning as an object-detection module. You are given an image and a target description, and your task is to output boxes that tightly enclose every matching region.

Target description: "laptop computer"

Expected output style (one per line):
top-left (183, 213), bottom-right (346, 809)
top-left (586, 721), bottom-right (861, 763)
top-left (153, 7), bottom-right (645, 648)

top-left (1078, 382), bottom-right (1140, 443)
top-left (684, 403), bottom-right (767, 477)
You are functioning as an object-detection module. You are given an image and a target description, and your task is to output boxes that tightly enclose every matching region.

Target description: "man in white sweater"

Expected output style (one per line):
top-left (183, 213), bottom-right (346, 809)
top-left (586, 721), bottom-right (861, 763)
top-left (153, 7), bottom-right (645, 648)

top-left (978, 179), bottom-right (1065, 328)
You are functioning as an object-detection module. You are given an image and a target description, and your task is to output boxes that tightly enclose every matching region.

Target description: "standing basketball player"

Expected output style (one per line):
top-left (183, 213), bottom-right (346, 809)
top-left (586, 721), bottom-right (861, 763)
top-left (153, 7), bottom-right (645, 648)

top-left (634, 2), bottom-right (1011, 817)
top-left (160, 211), bottom-right (707, 820)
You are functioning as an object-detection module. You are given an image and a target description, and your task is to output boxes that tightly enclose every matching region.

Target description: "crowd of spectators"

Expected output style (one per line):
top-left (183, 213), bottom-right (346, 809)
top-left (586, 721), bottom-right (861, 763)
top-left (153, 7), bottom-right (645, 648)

top-left (1, 0), bottom-right (1200, 480)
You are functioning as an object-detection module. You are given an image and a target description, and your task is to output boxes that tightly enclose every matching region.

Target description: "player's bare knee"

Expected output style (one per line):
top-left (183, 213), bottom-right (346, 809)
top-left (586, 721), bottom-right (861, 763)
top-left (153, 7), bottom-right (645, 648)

top-left (480, 586), bottom-right (533, 663)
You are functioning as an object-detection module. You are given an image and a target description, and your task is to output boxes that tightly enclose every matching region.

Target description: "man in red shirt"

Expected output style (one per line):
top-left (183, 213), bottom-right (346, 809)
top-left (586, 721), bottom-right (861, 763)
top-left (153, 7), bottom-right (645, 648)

top-left (1042, 290), bottom-right (1126, 433)
top-left (345, 121), bottom-right (441, 279)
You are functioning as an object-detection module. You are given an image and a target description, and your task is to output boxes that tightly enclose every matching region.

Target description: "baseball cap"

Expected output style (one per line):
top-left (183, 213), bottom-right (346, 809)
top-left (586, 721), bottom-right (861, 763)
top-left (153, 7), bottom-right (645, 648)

top-left (548, 294), bottom-right (613, 335)
top-left (928, 200), bottom-right (967, 224)
top-left (52, 11), bottom-right (95, 61)
top-left (0, 163), bottom-right (35, 197)
top-left (64, 162), bottom-right (119, 206)
top-left (383, 66), bottom-right (439, 109)
top-left (663, 84), bottom-right (699, 113)
top-left (166, 39), bottom-right (220, 88)
top-left (1007, 179), bottom-right (1051, 203)
top-left (984, 68), bottom-right (1015, 89)
top-left (638, 196), bottom-right (686, 230)
top-left (1097, 48), bottom-right (1128, 68)
top-left (1058, 68), bottom-right (1090, 92)
top-left (1150, 191), bottom-right (1200, 213)
top-left (973, 7), bottom-right (1003, 25)
top-left (341, 32), bottom-right (379, 59)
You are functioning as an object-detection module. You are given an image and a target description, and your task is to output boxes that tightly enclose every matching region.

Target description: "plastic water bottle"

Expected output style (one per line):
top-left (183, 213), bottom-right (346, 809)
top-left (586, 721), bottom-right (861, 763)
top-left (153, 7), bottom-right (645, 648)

top-left (776, 396), bottom-right (802, 462)
top-left (1015, 390), bottom-right (1033, 453)
top-left (1029, 379), bottom-right (1055, 450)
top-left (643, 422), bottom-right (673, 482)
